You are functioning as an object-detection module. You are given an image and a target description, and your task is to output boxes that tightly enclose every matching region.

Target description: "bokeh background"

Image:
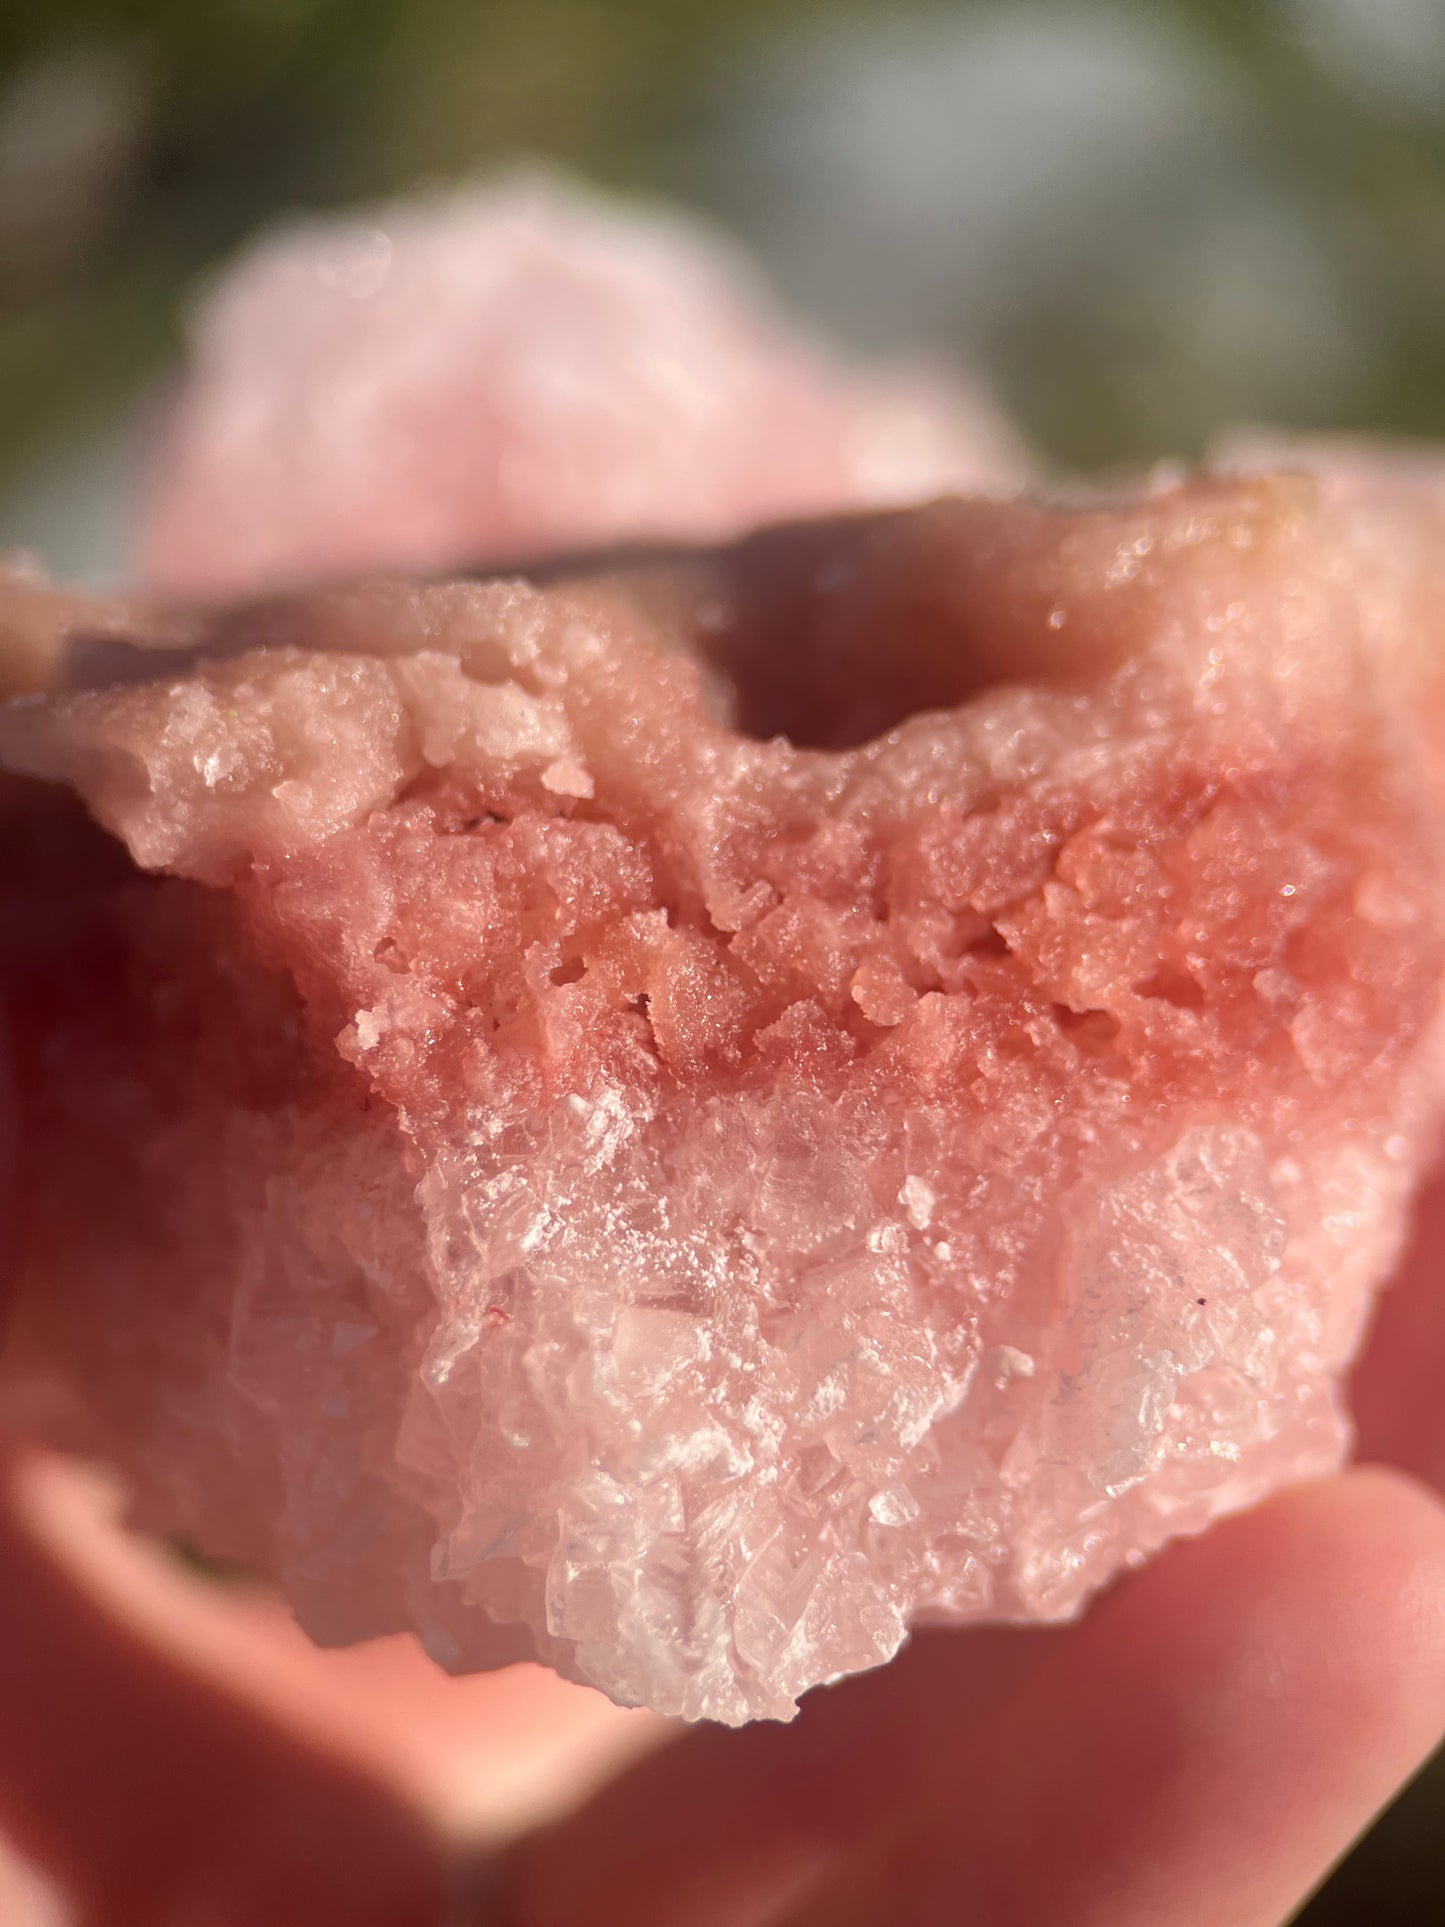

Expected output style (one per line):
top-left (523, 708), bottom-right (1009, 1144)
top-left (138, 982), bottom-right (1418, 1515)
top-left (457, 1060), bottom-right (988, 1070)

top-left (1, 1), bottom-right (1443, 1918)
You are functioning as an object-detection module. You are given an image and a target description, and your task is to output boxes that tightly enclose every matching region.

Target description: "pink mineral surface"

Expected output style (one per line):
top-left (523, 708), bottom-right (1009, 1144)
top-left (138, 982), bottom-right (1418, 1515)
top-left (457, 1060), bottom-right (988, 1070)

top-left (3, 474), bottom-right (1445, 1724)
top-left (140, 171), bottom-right (1024, 604)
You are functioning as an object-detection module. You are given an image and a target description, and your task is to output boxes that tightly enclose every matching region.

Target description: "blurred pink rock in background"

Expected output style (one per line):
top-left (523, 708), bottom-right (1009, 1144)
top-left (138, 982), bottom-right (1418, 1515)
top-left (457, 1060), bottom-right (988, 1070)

top-left (141, 171), bottom-right (1025, 602)
top-left (1210, 425), bottom-right (1445, 512)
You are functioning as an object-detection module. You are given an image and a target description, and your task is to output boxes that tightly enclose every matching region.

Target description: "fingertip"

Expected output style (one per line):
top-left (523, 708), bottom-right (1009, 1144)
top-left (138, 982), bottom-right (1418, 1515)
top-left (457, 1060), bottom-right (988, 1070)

top-left (1262, 1460), bottom-right (1445, 1544)
top-left (1300, 1461), bottom-right (1445, 1602)
top-left (1129, 1464), bottom-right (1445, 1703)
top-left (1351, 1164), bottom-right (1445, 1495)
top-left (1296, 1464), bottom-right (1445, 1729)
top-left (776, 1470), bottom-right (1445, 1927)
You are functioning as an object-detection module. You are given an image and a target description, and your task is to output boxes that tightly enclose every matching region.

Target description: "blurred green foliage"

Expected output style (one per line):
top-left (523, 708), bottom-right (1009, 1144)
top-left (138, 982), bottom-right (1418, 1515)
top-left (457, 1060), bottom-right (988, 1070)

top-left (0, 0), bottom-right (861, 474)
top-left (5, 0), bottom-right (1445, 479)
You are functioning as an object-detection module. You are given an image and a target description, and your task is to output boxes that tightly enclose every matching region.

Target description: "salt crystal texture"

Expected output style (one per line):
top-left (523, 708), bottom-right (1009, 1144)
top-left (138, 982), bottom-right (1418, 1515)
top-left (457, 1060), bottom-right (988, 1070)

top-left (141, 171), bottom-right (1024, 603)
top-left (4, 476), bottom-right (1445, 1723)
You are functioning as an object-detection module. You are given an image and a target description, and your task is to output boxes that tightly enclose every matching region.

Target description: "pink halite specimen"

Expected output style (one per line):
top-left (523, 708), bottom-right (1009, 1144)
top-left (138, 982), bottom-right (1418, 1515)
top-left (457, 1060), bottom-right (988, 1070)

top-left (141, 172), bottom-right (1023, 603)
top-left (4, 474), bottom-right (1445, 1724)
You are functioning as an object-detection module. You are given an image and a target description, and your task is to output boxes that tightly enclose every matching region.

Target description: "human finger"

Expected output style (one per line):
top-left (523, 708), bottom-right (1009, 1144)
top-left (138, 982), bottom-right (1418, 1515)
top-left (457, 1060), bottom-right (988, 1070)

top-left (1352, 1159), bottom-right (1445, 1493)
top-left (0, 1443), bottom-right (459, 1927)
top-left (775, 1467), bottom-right (1445, 1927)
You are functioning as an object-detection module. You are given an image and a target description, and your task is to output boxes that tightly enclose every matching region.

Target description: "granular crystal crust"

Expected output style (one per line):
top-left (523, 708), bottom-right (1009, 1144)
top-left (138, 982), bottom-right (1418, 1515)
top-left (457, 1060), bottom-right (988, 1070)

top-left (4, 477), bottom-right (1445, 1722)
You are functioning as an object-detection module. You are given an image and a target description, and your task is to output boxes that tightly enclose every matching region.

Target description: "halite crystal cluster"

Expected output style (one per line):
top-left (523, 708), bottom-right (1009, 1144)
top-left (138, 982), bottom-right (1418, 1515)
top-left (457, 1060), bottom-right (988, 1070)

top-left (5, 474), bottom-right (1445, 1723)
